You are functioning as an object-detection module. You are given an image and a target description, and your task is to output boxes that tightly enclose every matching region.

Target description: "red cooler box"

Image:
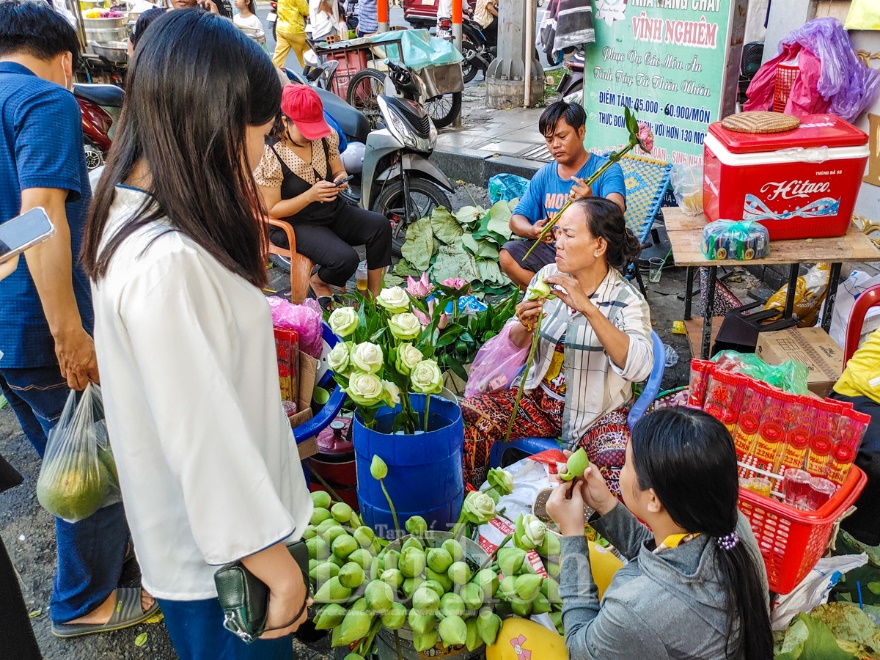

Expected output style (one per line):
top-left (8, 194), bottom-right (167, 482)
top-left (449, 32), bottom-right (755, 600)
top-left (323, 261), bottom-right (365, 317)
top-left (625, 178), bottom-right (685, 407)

top-left (703, 114), bottom-right (868, 240)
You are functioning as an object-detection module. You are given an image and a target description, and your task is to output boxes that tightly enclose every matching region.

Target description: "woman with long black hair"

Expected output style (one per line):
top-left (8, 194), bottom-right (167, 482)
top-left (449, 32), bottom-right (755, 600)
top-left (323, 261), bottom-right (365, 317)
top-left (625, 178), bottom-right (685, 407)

top-left (547, 407), bottom-right (773, 659)
top-left (82, 11), bottom-right (312, 659)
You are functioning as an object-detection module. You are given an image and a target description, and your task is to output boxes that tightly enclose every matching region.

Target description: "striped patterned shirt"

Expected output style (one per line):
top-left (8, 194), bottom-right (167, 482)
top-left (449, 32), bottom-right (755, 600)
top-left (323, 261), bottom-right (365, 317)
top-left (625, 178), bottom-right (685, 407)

top-left (517, 264), bottom-right (653, 446)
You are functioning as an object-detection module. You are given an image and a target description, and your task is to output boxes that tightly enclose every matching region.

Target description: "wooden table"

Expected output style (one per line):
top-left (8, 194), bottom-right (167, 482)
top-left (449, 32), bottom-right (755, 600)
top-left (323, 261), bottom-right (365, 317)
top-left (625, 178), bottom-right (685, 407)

top-left (663, 208), bottom-right (879, 359)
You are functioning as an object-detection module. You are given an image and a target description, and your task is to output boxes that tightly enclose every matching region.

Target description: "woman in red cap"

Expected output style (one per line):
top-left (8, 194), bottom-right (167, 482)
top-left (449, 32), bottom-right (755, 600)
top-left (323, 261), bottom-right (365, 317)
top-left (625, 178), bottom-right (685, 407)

top-left (254, 85), bottom-right (391, 305)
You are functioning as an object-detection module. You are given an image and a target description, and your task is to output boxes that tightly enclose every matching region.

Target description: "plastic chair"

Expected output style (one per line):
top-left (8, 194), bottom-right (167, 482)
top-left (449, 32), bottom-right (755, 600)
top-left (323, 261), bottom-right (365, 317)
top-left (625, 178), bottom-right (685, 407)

top-left (265, 216), bottom-right (313, 304)
top-left (844, 284), bottom-right (880, 363)
top-left (489, 330), bottom-right (666, 469)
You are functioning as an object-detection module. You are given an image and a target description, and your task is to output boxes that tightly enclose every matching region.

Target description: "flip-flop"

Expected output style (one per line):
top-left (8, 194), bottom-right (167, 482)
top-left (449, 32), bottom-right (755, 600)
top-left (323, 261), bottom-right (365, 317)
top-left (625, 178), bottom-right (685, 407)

top-left (307, 285), bottom-right (334, 311)
top-left (51, 587), bottom-right (160, 638)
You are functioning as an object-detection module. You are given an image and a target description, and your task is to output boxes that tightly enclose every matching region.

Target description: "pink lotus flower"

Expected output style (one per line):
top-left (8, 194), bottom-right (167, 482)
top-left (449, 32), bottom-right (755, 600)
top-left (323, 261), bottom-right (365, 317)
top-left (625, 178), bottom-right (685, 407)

top-left (406, 273), bottom-right (433, 299)
top-left (637, 121), bottom-right (654, 153)
top-left (441, 277), bottom-right (471, 293)
top-left (412, 299), bottom-right (449, 330)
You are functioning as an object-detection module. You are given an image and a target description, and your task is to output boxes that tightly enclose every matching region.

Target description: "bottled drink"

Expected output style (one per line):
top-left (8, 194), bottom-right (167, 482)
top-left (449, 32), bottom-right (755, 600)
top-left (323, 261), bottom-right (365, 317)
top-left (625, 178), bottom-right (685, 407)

top-left (356, 261), bottom-right (368, 292)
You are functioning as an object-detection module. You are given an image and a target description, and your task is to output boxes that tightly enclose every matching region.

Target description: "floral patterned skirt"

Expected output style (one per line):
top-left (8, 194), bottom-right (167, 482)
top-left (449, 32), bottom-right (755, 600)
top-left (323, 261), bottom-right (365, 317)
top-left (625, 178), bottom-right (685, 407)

top-left (461, 387), bottom-right (631, 495)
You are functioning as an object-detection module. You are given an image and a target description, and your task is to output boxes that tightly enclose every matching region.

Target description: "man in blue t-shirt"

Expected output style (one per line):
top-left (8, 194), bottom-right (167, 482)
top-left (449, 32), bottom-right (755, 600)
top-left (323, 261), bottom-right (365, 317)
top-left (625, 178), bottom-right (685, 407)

top-left (0, 1), bottom-right (152, 640)
top-left (500, 101), bottom-right (626, 289)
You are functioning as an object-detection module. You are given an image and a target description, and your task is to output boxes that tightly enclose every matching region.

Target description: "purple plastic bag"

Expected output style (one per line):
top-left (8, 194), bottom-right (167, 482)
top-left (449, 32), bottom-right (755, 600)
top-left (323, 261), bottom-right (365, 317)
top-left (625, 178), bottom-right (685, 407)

top-left (779, 17), bottom-right (880, 121)
top-left (464, 324), bottom-right (529, 399)
top-left (267, 296), bottom-right (323, 359)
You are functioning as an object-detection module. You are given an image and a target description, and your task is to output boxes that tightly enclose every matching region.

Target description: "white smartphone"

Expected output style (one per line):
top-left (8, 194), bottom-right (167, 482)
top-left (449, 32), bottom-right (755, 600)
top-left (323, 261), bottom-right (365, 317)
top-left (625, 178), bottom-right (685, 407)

top-left (0, 208), bottom-right (56, 265)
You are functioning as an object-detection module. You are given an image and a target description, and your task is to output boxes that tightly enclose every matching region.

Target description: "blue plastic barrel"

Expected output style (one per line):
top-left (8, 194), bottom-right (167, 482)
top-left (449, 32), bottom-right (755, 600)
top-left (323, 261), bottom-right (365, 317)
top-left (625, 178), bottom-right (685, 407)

top-left (353, 394), bottom-right (464, 538)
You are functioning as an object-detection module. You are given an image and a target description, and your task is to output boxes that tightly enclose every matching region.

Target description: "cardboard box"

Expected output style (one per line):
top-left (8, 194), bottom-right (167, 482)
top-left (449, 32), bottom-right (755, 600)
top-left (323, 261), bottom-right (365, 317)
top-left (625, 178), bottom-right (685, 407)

top-left (755, 328), bottom-right (843, 397)
top-left (287, 352), bottom-right (319, 460)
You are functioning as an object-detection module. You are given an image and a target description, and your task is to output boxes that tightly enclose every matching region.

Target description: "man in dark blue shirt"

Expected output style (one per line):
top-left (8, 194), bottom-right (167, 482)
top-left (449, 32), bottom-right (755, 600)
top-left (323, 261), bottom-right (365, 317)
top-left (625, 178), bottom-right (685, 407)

top-left (0, 1), bottom-right (154, 639)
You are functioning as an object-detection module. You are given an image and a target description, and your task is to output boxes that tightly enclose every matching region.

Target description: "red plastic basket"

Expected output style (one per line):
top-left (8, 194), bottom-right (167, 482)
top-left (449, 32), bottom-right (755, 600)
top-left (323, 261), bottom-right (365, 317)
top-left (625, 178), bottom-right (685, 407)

top-left (738, 465), bottom-right (867, 594)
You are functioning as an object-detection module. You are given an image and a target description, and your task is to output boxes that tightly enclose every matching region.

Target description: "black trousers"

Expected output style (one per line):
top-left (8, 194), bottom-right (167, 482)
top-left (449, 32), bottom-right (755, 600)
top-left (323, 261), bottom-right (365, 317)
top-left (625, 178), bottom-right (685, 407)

top-left (830, 392), bottom-right (880, 546)
top-left (0, 533), bottom-right (42, 659)
top-left (272, 203), bottom-right (392, 287)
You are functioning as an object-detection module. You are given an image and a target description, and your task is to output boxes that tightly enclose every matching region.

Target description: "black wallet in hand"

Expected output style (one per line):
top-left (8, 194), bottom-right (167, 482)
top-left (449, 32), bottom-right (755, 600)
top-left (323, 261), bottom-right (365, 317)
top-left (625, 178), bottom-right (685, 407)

top-left (214, 540), bottom-right (310, 644)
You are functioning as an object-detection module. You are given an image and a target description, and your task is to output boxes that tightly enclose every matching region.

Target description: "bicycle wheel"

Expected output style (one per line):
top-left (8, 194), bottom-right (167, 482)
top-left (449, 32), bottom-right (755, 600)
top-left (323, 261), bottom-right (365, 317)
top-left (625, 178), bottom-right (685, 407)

top-left (423, 92), bottom-right (462, 129)
top-left (346, 69), bottom-right (385, 129)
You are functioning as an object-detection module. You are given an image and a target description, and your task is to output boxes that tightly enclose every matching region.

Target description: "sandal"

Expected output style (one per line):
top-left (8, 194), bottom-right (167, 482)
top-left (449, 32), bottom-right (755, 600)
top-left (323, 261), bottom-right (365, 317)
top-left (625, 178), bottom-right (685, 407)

top-left (51, 587), bottom-right (160, 638)
top-left (307, 285), bottom-right (334, 311)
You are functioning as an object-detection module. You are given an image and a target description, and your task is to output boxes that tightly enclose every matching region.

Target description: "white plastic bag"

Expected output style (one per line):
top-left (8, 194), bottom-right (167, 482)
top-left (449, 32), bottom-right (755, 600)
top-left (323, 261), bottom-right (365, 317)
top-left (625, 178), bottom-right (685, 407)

top-left (671, 163), bottom-right (703, 216)
top-left (36, 384), bottom-right (121, 523)
top-left (821, 270), bottom-right (880, 349)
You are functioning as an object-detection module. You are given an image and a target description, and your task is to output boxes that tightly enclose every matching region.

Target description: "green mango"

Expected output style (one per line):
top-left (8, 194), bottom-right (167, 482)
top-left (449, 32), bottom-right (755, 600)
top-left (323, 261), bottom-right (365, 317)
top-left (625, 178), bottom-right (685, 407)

top-left (412, 586), bottom-right (440, 615)
top-left (314, 603), bottom-right (346, 630)
top-left (426, 548), bottom-right (454, 574)
top-left (313, 576), bottom-right (352, 604)
top-left (331, 502), bottom-right (354, 523)
top-left (338, 562), bottom-right (365, 589)
top-left (310, 507), bottom-right (332, 526)
top-left (364, 580), bottom-right (394, 613)
top-left (408, 609), bottom-right (436, 635)
top-left (448, 561), bottom-right (471, 586)
top-left (439, 593), bottom-right (465, 619)
top-left (438, 615), bottom-right (467, 647)
top-left (381, 601), bottom-right (407, 630)
top-left (460, 582), bottom-right (484, 611)
top-left (412, 629), bottom-right (439, 652)
top-left (311, 491), bottom-right (332, 509)
top-left (442, 538), bottom-right (464, 562)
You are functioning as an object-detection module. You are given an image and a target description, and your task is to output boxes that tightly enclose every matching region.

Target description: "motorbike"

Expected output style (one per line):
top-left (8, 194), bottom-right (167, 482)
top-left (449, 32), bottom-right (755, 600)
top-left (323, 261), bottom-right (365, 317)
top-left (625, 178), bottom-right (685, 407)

top-left (557, 48), bottom-right (584, 100)
top-left (73, 83), bottom-right (124, 172)
top-left (461, 17), bottom-right (495, 83)
top-left (277, 65), bottom-right (452, 264)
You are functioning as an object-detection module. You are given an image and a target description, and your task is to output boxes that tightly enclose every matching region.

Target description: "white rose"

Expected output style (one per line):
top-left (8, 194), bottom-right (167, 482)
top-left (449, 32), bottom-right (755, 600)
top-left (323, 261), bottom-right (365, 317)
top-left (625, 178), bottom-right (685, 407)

top-left (327, 342), bottom-right (351, 374)
top-left (351, 342), bottom-right (384, 374)
top-left (328, 306), bottom-right (359, 338)
top-left (376, 286), bottom-right (410, 314)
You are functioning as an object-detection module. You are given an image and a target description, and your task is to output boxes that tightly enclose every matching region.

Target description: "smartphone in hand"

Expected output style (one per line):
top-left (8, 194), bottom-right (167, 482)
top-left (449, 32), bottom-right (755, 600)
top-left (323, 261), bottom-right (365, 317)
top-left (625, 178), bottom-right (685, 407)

top-left (335, 175), bottom-right (355, 187)
top-left (0, 208), bottom-right (55, 265)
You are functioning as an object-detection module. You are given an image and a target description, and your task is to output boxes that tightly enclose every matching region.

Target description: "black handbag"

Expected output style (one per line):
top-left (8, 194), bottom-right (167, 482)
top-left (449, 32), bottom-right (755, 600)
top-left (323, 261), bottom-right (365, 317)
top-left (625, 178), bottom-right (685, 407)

top-left (214, 540), bottom-right (310, 644)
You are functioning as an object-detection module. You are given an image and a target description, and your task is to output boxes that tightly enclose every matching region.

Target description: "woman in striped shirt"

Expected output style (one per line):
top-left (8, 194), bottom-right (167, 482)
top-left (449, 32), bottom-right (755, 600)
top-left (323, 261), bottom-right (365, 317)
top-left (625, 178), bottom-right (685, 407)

top-left (461, 198), bottom-right (653, 491)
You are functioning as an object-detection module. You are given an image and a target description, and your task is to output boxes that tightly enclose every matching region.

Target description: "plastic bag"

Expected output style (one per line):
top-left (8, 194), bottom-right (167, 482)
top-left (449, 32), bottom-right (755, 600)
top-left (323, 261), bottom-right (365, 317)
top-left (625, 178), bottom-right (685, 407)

top-left (701, 220), bottom-right (769, 261)
top-left (670, 163), bottom-right (703, 216)
top-left (763, 262), bottom-right (830, 328)
top-left (488, 174), bottom-right (530, 205)
top-left (267, 296), bottom-right (323, 359)
top-left (464, 324), bottom-right (529, 398)
top-left (824, 270), bottom-right (880, 349)
top-left (845, 0), bottom-right (880, 30)
top-left (711, 350), bottom-right (809, 395)
top-left (36, 384), bottom-right (120, 523)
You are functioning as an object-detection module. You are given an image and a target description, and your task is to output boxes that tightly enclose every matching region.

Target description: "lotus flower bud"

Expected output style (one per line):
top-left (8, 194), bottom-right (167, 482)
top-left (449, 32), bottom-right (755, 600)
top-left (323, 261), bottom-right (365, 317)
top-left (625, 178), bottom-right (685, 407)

top-left (547, 560), bottom-right (560, 578)
top-left (413, 629), bottom-right (439, 652)
top-left (306, 537), bottom-right (330, 561)
top-left (338, 562), bottom-right (365, 589)
top-left (460, 582), bottom-right (484, 611)
top-left (334, 607), bottom-right (373, 646)
top-left (532, 592), bottom-right (552, 614)
top-left (329, 553), bottom-right (346, 568)
top-left (497, 547), bottom-right (526, 577)
top-left (343, 654), bottom-right (366, 660)
top-left (550, 610), bottom-right (564, 635)
top-left (412, 586), bottom-right (440, 615)
top-left (314, 576), bottom-right (352, 604)
top-left (370, 455), bottom-right (388, 480)
top-left (461, 491), bottom-right (496, 524)
top-left (448, 561), bottom-right (471, 586)
top-left (405, 515), bottom-right (428, 536)
top-left (380, 568), bottom-right (404, 591)
top-left (439, 615), bottom-right (468, 648)
top-left (332, 534), bottom-right (358, 560)
top-left (539, 531), bottom-right (561, 557)
top-left (402, 536), bottom-right (424, 552)
top-left (526, 275), bottom-right (554, 301)
top-left (408, 609), bottom-right (436, 635)
top-left (302, 525), bottom-right (317, 540)
top-left (399, 546), bottom-right (427, 578)
top-left (331, 502), bottom-right (354, 523)
top-left (427, 548), bottom-right (454, 574)
top-left (381, 601), bottom-right (407, 630)
top-left (316, 518), bottom-right (340, 537)
top-left (365, 580), bottom-right (395, 613)
top-left (514, 513), bottom-right (547, 551)
top-left (426, 568), bottom-right (453, 593)
top-left (311, 490), bottom-right (332, 509)
top-left (311, 507), bottom-right (332, 526)
top-left (324, 526), bottom-right (347, 545)
top-left (439, 592), bottom-right (465, 618)
top-left (352, 526), bottom-right (374, 549)
top-left (314, 603), bottom-right (346, 630)
top-left (465, 616), bottom-right (481, 651)
top-left (347, 548), bottom-right (374, 571)
top-left (542, 577), bottom-right (560, 604)
top-left (476, 608), bottom-right (502, 646)
top-left (350, 597), bottom-right (368, 611)
top-left (380, 549), bottom-right (400, 572)
top-left (559, 447), bottom-right (590, 481)
top-left (422, 580), bottom-right (445, 598)
top-left (310, 561), bottom-right (339, 582)
top-left (499, 575), bottom-right (517, 600)
top-left (442, 538), bottom-right (464, 562)
top-left (402, 577), bottom-right (424, 599)
top-left (487, 468), bottom-right (514, 496)
top-left (515, 574), bottom-right (542, 600)
top-left (511, 599), bottom-right (532, 617)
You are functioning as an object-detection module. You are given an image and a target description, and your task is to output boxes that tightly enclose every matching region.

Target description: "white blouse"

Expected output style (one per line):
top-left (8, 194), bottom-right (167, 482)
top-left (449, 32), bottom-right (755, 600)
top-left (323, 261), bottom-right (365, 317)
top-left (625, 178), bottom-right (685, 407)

top-left (91, 186), bottom-right (313, 600)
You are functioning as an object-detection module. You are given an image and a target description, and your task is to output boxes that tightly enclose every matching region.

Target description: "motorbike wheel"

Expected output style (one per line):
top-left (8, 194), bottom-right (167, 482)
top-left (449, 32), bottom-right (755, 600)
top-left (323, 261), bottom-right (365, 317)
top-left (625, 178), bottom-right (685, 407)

top-left (269, 253), bottom-right (291, 273)
top-left (461, 37), bottom-right (480, 84)
top-left (372, 177), bottom-right (451, 256)
top-left (423, 92), bottom-right (462, 129)
top-left (84, 138), bottom-right (105, 172)
top-left (346, 69), bottom-right (386, 129)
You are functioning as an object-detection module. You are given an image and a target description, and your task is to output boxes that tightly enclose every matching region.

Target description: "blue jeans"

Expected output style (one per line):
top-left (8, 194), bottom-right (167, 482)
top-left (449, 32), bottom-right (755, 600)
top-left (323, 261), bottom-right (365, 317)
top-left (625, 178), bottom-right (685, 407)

top-left (0, 365), bottom-right (128, 624)
top-left (157, 598), bottom-right (293, 660)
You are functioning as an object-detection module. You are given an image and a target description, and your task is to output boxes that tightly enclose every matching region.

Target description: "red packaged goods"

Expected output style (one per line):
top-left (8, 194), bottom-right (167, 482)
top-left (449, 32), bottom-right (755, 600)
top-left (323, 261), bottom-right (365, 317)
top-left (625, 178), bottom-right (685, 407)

top-left (827, 409), bottom-right (871, 485)
top-left (777, 396), bottom-right (815, 473)
top-left (703, 371), bottom-right (748, 434)
top-left (274, 328), bottom-right (300, 403)
top-left (732, 381), bottom-right (767, 461)
top-left (703, 114), bottom-right (869, 240)
top-left (752, 384), bottom-right (788, 472)
top-left (688, 359), bottom-right (715, 408)
top-left (806, 399), bottom-right (843, 477)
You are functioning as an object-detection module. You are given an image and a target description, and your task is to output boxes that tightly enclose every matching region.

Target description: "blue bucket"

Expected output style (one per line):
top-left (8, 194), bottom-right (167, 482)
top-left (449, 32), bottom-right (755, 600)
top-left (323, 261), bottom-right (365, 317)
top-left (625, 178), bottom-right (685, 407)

top-left (353, 393), bottom-right (464, 538)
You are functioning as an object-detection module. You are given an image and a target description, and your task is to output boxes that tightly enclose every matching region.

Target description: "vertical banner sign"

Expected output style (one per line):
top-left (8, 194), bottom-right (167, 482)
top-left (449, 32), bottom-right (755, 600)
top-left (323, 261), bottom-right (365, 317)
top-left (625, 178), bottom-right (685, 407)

top-left (582, 0), bottom-right (744, 164)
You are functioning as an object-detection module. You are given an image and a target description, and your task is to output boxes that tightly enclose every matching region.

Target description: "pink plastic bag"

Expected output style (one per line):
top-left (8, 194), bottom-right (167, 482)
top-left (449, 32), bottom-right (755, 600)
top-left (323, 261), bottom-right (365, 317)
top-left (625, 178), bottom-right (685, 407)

top-left (464, 324), bottom-right (529, 399)
top-left (267, 296), bottom-right (323, 359)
